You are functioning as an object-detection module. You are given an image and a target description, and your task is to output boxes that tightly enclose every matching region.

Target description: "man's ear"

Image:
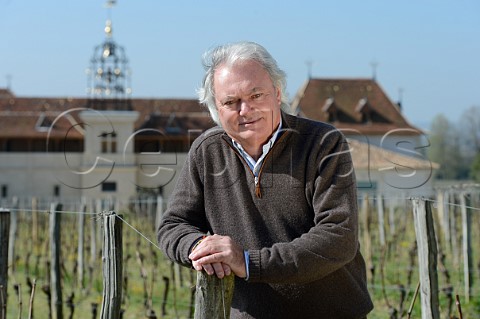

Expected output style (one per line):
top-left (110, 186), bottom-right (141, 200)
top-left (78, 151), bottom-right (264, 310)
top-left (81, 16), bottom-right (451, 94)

top-left (276, 87), bottom-right (282, 106)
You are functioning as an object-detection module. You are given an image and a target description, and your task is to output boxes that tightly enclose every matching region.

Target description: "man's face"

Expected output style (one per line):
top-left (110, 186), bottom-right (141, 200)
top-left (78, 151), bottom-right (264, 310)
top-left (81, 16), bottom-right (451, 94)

top-left (213, 60), bottom-right (282, 154)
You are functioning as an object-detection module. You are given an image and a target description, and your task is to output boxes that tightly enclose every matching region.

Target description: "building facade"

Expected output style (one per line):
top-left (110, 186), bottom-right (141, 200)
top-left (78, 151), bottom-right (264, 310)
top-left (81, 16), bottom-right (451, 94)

top-left (0, 3), bottom-right (436, 206)
top-left (0, 91), bottom-right (214, 208)
top-left (0, 79), bottom-right (437, 210)
top-left (291, 78), bottom-right (436, 196)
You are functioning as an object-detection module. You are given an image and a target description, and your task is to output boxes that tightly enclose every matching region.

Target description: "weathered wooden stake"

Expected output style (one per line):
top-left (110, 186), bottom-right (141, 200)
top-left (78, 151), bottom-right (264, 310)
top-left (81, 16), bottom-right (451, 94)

top-left (32, 197), bottom-right (38, 243)
top-left (459, 192), bottom-right (472, 303)
top-left (169, 262), bottom-right (179, 318)
top-left (155, 195), bottom-right (163, 233)
top-left (189, 285), bottom-right (196, 319)
top-left (450, 192), bottom-right (459, 267)
top-left (100, 211), bottom-right (123, 319)
top-left (455, 294), bottom-right (463, 319)
top-left (135, 249), bottom-right (148, 305)
top-left (91, 303), bottom-right (98, 319)
top-left (0, 208), bottom-right (10, 319)
top-left (435, 190), bottom-right (447, 248)
top-left (161, 276), bottom-right (170, 317)
top-left (388, 200), bottom-right (396, 236)
top-left (194, 272), bottom-right (235, 319)
top-left (174, 262), bottom-right (183, 288)
top-left (28, 278), bottom-right (36, 319)
top-left (442, 190), bottom-right (451, 252)
top-left (77, 198), bottom-right (87, 290)
top-left (89, 199), bottom-right (100, 280)
top-left (407, 282), bottom-right (420, 319)
top-left (411, 198), bottom-right (440, 319)
top-left (147, 197), bottom-right (154, 225)
top-left (50, 202), bottom-right (63, 319)
top-left (14, 283), bottom-right (22, 319)
top-left (361, 193), bottom-right (374, 284)
top-left (377, 194), bottom-right (386, 246)
top-left (8, 197), bottom-right (18, 276)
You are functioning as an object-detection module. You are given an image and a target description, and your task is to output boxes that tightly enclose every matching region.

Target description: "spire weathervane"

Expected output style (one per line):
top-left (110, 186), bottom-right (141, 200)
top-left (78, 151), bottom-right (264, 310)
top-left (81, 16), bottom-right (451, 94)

top-left (370, 60), bottom-right (379, 81)
top-left (6, 74), bottom-right (12, 90)
top-left (305, 59), bottom-right (313, 79)
top-left (105, 0), bottom-right (116, 8)
top-left (104, 0), bottom-right (115, 38)
top-left (86, 0), bottom-right (132, 109)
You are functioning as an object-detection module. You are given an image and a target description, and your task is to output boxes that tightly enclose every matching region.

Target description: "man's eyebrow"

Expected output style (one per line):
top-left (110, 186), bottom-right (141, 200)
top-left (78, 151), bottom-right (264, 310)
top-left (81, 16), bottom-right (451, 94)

top-left (250, 87), bottom-right (264, 93)
top-left (219, 87), bottom-right (267, 101)
top-left (221, 95), bottom-right (238, 101)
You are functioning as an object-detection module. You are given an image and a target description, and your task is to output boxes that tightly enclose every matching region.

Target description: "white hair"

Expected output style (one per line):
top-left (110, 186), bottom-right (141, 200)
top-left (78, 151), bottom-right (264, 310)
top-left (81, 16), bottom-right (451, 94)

top-left (197, 41), bottom-right (291, 125)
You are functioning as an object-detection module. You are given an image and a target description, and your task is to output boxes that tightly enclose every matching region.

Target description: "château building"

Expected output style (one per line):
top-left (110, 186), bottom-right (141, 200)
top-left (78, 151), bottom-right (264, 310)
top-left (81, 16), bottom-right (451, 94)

top-left (0, 4), bottom-right (437, 209)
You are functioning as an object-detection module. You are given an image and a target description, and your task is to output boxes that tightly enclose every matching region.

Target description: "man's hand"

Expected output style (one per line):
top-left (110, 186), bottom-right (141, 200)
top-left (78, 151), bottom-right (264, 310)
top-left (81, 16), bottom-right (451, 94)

top-left (189, 234), bottom-right (246, 279)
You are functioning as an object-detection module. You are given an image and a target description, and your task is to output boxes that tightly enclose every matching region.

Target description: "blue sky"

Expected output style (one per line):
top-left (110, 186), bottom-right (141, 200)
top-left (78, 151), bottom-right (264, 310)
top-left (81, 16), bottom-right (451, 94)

top-left (1, 0), bottom-right (479, 129)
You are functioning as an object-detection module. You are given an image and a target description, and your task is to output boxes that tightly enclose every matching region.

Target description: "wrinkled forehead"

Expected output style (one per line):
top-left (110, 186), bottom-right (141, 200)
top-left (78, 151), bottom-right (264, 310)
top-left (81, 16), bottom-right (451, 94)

top-left (215, 60), bottom-right (272, 86)
top-left (215, 59), bottom-right (273, 85)
top-left (217, 57), bottom-right (261, 71)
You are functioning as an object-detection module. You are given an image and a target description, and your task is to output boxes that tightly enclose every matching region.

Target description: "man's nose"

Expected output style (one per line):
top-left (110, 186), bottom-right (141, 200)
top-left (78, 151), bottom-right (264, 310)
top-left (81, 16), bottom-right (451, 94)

top-left (239, 100), bottom-right (252, 115)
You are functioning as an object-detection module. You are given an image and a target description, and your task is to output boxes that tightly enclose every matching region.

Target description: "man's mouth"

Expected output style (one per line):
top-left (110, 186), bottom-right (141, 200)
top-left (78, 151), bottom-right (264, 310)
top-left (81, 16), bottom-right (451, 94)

top-left (240, 118), bottom-right (260, 126)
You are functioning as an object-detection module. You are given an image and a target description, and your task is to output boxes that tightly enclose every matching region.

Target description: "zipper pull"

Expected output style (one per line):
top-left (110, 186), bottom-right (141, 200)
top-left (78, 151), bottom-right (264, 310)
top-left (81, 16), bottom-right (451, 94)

top-left (254, 176), bottom-right (262, 198)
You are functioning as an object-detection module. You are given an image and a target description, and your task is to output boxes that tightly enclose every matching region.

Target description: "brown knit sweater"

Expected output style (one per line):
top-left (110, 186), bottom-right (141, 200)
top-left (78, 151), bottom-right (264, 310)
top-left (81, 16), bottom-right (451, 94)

top-left (157, 112), bottom-right (373, 318)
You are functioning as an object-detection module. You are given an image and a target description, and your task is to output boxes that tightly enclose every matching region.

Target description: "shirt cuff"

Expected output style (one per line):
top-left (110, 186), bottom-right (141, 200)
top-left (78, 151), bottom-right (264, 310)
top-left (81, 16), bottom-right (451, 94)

top-left (189, 235), bottom-right (206, 254)
top-left (244, 250), bottom-right (250, 281)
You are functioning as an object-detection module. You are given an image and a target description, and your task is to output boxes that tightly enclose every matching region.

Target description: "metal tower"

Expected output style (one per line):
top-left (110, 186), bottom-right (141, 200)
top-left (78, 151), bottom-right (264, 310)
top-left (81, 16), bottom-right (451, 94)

top-left (86, 0), bottom-right (132, 110)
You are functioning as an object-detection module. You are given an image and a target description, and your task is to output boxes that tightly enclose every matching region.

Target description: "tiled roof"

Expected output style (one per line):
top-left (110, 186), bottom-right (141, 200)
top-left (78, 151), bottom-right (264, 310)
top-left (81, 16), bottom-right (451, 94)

top-left (291, 78), bottom-right (421, 135)
top-left (0, 88), bottom-right (15, 99)
top-left (0, 77), bottom-right (421, 140)
top-left (0, 95), bottom-right (214, 138)
top-left (348, 138), bottom-right (439, 170)
top-left (0, 111), bottom-right (83, 138)
top-left (0, 90), bottom-right (437, 171)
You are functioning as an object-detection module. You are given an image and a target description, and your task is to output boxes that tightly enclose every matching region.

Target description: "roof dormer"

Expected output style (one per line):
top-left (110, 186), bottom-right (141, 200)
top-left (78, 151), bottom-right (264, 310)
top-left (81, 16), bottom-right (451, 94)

top-left (322, 97), bottom-right (338, 122)
top-left (322, 97), bottom-right (356, 123)
top-left (355, 98), bottom-right (390, 124)
top-left (35, 112), bottom-right (53, 132)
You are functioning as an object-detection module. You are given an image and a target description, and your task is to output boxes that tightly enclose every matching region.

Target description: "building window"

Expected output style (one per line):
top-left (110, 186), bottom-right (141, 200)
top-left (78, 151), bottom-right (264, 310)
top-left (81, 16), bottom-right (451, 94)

top-left (1, 185), bottom-right (7, 198)
top-left (101, 131), bottom-right (117, 153)
top-left (54, 185), bottom-right (60, 197)
top-left (102, 182), bottom-right (117, 192)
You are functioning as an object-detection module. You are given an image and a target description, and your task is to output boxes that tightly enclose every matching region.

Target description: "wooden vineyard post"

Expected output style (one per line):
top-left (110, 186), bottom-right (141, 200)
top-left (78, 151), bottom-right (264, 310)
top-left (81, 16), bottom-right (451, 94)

top-left (388, 200), bottom-right (396, 236)
top-left (377, 193), bottom-right (386, 246)
top-left (361, 193), bottom-right (373, 284)
top-left (147, 196), bottom-right (154, 225)
top-left (91, 199), bottom-right (102, 267)
top-left (155, 195), bottom-right (163, 233)
top-left (49, 202), bottom-right (63, 319)
top-left (459, 192), bottom-right (472, 303)
top-left (449, 192), bottom-right (459, 267)
top-left (100, 211), bottom-right (123, 319)
top-left (77, 197), bottom-right (87, 290)
top-left (0, 208), bottom-right (10, 319)
top-left (436, 190), bottom-right (450, 249)
top-left (194, 272), bottom-right (234, 319)
top-left (411, 198), bottom-right (440, 319)
top-left (8, 197), bottom-right (18, 276)
top-left (32, 197), bottom-right (38, 243)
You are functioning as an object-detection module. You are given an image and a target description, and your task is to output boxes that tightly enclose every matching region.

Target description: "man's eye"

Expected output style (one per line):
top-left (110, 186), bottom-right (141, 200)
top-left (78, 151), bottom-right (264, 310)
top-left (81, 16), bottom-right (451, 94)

top-left (252, 93), bottom-right (263, 99)
top-left (224, 100), bottom-right (235, 106)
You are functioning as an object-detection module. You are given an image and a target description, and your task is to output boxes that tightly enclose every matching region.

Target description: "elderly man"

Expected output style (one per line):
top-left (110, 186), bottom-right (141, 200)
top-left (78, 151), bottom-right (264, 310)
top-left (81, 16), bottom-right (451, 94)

top-left (157, 41), bottom-right (373, 318)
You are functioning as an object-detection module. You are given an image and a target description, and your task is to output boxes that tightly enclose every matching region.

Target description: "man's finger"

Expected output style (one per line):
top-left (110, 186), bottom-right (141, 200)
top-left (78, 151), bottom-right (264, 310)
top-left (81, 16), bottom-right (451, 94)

top-left (202, 263), bottom-right (215, 276)
top-left (212, 262), bottom-right (225, 278)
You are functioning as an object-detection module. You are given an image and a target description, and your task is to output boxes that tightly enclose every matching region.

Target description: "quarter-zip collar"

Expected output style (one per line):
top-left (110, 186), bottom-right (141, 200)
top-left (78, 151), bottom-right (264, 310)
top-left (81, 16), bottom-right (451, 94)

top-left (231, 117), bottom-right (283, 177)
top-left (223, 114), bottom-right (292, 198)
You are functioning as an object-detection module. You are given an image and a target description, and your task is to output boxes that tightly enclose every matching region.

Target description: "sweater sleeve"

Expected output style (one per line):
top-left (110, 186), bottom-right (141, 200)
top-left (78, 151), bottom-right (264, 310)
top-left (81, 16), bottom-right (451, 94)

top-left (248, 132), bottom-right (359, 284)
top-left (156, 148), bottom-right (209, 267)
